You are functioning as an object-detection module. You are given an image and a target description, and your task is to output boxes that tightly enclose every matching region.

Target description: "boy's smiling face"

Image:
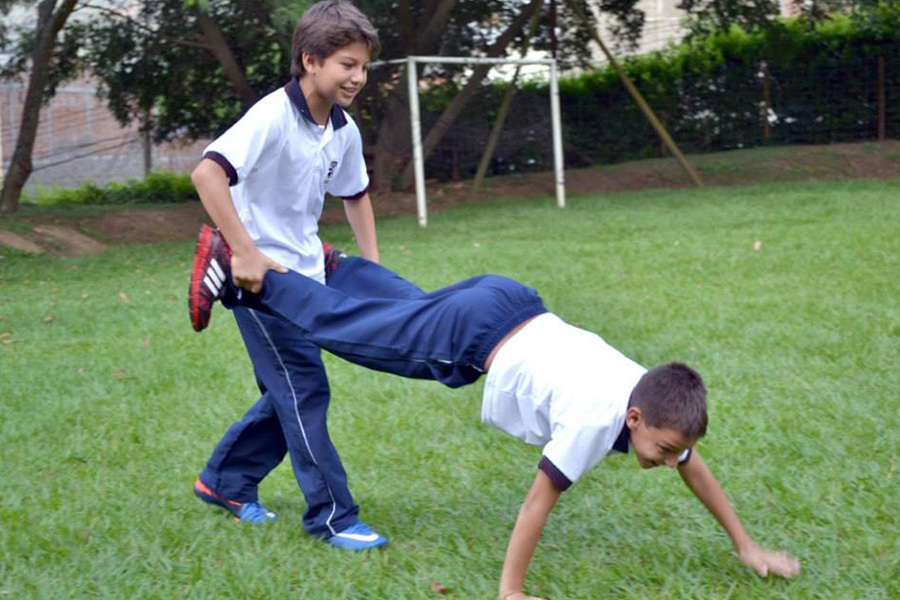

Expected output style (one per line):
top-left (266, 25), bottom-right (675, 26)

top-left (303, 42), bottom-right (371, 109)
top-left (625, 406), bottom-right (695, 469)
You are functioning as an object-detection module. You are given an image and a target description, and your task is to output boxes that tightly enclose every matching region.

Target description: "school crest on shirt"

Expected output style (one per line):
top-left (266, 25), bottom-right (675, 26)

top-left (326, 160), bottom-right (339, 182)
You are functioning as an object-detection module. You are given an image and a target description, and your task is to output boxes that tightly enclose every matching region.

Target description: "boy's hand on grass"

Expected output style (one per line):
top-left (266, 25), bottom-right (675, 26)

top-left (739, 541), bottom-right (800, 579)
top-left (231, 248), bottom-right (287, 293)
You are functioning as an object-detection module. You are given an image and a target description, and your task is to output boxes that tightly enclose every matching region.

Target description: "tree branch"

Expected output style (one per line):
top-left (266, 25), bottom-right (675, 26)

top-left (195, 8), bottom-right (257, 106)
top-left (80, 2), bottom-right (213, 50)
top-left (399, 0), bottom-right (544, 188)
top-left (417, 0), bottom-right (460, 52)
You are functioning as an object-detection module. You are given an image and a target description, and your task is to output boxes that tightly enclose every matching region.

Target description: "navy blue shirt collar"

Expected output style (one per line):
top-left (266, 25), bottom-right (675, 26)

top-left (285, 77), bottom-right (348, 130)
top-left (612, 421), bottom-right (630, 454)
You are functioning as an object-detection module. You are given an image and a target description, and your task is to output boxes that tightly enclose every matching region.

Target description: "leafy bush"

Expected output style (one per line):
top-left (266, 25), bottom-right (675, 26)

top-left (418, 13), bottom-right (900, 179)
top-left (23, 171), bottom-right (198, 206)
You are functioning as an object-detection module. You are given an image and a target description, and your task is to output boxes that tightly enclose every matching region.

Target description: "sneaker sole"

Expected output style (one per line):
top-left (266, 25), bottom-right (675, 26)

top-left (325, 535), bottom-right (389, 551)
top-left (193, 478), bottom-right (242, 518)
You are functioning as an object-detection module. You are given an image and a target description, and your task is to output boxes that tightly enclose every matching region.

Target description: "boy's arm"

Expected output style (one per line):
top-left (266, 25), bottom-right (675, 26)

top-left (191, 159), bottom-right (286, 292)
top-left (343, 193), bottom-right (379, 263)
top-left (498, 469), bottom-right (562, 600)
top-left (677, 450), bottom-right (800, 578)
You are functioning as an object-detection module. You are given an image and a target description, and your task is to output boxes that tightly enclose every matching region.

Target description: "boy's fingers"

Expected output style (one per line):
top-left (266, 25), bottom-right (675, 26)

top-left (774, 555), bottom-right (801, 578)
top-left (266, 258), bottom-right (288, 273)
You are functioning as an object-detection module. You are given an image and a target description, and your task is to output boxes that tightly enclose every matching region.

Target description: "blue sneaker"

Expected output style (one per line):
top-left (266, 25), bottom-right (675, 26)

top-left (193, 478), bottom-right (277, 525)
top-left (236, 502), bottom-right (278, 525)
top-left (325, 522), bottom-right (388, 550)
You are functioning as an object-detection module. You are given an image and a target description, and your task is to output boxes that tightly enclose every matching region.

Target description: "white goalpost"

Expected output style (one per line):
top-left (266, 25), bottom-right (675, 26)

top-left (376, 56), bottom-right (566, 227)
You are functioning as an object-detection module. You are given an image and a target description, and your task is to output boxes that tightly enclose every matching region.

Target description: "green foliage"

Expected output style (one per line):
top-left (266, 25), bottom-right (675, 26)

top-left (2, 180), bottom-right (899, 599)
top-left (677, 0), bottom-right (898, 37)
top-left (419, 13), bottom-right (900, 180)
top-left (22, 172), bottom-right (198, 206)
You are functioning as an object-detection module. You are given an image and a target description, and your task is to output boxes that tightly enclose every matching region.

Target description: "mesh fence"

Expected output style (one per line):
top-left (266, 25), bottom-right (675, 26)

top-left (361, 38), bottom-right (899, 183)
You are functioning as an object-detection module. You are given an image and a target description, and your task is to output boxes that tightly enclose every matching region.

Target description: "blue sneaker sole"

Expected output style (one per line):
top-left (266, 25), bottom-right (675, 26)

top-left (325, 534), bottom-right (389, 551)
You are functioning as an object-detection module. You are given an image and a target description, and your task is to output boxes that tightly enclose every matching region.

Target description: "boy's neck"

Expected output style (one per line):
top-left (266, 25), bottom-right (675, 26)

top-left (298, 75), bottom-right (333, 126)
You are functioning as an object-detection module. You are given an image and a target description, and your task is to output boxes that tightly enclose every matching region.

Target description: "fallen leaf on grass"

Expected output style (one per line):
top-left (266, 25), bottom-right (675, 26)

top-left (430, 581), bottom-right (450, 595)
top-left (43, 315), bottom-right (54, 324)
top-left (0, 333), bottom-right (11, 346)
top-left (113, 369), bottom-right (126, 378)
top-left (142, 337), bottom-right (151, 347)
top-left (753, 240), bottom-right (762, 251)
top-left (119, 292), bottom-right (130, 303)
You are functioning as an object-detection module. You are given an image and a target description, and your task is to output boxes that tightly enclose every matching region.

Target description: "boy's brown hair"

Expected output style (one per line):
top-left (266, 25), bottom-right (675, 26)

top-left (631, 362), bottom-right (708, 439)
top-left (291, 0), bottom-right (381, 78)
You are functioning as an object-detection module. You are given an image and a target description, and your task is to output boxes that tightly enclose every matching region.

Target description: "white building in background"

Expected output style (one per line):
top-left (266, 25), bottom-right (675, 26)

top-left (592, 0), bottom-right (686, 58)
top-left (591, 0), bottom-right (801, 61)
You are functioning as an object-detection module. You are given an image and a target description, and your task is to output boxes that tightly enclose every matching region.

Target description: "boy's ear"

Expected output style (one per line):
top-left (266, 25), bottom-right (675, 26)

top-left (302, 52), bottom-right (322, 73)
top-left (625, 406), bottom-right (642, 430)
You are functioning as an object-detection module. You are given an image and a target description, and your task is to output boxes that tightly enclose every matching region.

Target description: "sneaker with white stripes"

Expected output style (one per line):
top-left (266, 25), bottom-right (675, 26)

top-left (189, 224), bottom-right (232, 332)
top-left (325, 522), bottom-right (388, 550)
top-left (322, 241), bottom-right (347, 280)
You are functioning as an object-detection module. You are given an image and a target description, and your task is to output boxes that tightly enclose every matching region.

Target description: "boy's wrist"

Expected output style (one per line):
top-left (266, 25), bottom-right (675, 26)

top-left (732, 532), bottom-right (755, 554)
top-left (227, 237), bottom-right (257, 258)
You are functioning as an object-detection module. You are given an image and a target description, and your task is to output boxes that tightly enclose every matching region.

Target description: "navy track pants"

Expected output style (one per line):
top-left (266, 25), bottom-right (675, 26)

top-left (199, 257), bottom-right (426, 537)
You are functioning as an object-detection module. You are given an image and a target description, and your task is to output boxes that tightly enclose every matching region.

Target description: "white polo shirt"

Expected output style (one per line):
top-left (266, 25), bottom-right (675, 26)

top-left (481, 313), bottom-right (647, 490)
top-left (202, 78), bottom-right (369, 282)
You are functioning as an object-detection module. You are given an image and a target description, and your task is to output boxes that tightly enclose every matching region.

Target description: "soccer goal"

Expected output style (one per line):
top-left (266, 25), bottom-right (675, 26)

top-left (375, 56), bottom-right (566, 227)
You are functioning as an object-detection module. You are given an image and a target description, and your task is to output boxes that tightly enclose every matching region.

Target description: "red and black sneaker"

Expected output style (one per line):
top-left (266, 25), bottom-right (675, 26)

top-left (322, 241), bottom-right (347, 280)
top-left (189, 224), bottom-right (233, 332)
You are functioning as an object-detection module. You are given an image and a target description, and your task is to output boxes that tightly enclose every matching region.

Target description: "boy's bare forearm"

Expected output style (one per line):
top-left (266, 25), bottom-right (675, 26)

top-left (498, 470), bottom-right (561, 600)
top-left (679, 450), bottom-right (801, 578)
top-left (677, 451), bottom-right (751, 551)
top-left (191, 159), bottom-right (255, 255)
top-left (343, 194), bottom-right (379, 263)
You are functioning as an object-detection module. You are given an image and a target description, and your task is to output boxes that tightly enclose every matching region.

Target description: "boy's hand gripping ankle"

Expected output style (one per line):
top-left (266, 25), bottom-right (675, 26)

top-left (231, 247), bottom-right (288, 294)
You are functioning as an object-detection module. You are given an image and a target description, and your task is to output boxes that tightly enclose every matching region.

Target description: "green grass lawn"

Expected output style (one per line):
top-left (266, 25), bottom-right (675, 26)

top-left (2, 179), bottom-right (898, 599)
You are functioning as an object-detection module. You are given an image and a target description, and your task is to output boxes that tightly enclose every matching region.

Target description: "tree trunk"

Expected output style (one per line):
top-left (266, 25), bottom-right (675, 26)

top-left (372, 87), bottom-right (414, 192)
top-left (371, 0), bottom-right (460, 192)
top-left (473, 0), bottom-right (543, 191)
top-left (0, 0), bottom-right (79, 215)
top-left (196, 10), bottom-right (257, 108)
top-left (398, 0), bottom-right (542, 189)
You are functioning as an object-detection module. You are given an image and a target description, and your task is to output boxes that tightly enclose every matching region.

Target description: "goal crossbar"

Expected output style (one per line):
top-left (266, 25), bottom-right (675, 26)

top-left (374, 56), bottom-right (566, 227)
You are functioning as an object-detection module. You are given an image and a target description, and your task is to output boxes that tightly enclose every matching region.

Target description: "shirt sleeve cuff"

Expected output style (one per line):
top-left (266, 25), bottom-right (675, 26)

top-left (203, 151), bottom-right (239, 186)
top-left (340, 185), bottom-right (368, 200)
top-left (538, 456), bottom-right (573, 491)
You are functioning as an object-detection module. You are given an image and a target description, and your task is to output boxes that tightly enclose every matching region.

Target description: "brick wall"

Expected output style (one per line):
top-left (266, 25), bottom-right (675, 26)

top-left (1, 77), bottom-right (209, 194)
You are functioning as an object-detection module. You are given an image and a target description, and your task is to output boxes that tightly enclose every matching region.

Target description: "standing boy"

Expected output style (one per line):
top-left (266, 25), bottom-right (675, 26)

top-left (190, 236), bottom-right (802, 599)
top-left (189, 0), bottom-right (390, 549)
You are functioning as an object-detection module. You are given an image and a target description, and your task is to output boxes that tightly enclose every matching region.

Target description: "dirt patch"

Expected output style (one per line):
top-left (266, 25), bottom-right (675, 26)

top-left (1, 140), bottom-right (898, 256)
top-left (84, 204), bottom-right (210, 245)
top-left (32, 225), bottom-right (108, 256)
top-left (0, 230), bottom-right (45, 254)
